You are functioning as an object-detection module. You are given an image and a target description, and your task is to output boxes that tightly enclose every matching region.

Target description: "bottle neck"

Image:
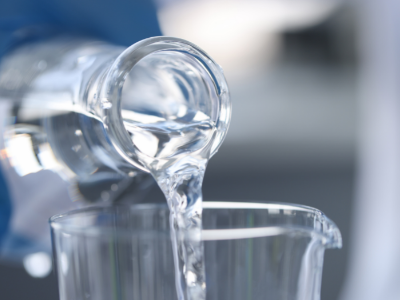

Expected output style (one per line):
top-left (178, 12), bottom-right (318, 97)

top-left (93, 37), bottom-right (231, 173)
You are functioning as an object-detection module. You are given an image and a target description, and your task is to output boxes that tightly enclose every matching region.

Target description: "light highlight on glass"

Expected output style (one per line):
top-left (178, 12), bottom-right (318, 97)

top-left (23, 252), bottom-right (52, 278)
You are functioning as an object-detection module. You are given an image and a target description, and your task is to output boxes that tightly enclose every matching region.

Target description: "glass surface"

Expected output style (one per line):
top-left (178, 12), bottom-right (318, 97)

top-left (50, 202), bottom-right (341, 300)
top-left (0, 36), bottom-right (230, 203)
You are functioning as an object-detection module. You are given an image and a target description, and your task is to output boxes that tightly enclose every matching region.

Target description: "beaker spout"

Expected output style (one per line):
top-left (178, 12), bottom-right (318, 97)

top-left (318, 213), bottom-right (342, 249)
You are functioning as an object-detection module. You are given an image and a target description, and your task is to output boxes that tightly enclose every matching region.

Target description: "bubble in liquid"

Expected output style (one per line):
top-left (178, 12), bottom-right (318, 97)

top-left (101, 191), bottom-right (110, 201)
top-left (77, 56), bottom-right (88, 64)
top-left (72, 145), bottom-right (81, 152)
top-left (101, 98), bottom-right (112, 109)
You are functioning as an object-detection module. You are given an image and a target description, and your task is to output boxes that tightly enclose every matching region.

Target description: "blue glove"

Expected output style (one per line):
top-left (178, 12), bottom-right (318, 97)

top-left (0, 0), bottom-right (162, 55)
top-left (0, 0), bottom-right (162, 256)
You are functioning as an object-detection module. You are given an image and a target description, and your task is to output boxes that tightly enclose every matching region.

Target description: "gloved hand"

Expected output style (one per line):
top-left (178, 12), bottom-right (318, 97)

top-left (0, 0), bottom-right (162, 56)
top-left (0, 0), bottom-right (162, 261)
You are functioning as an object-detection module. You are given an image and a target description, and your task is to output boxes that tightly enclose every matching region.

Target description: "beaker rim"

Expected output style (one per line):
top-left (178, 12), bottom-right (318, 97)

top-left (49, 201), bottom-right (342, 249)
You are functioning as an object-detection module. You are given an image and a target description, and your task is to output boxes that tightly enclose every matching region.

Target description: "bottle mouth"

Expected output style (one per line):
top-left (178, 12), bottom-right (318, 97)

top-left (99, 37), bottom-right (231, 172)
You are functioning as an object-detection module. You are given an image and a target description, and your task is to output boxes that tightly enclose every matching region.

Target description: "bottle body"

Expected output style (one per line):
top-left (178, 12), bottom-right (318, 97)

top-left (0, 37), bottom-right (148, 202)
top-left (0, 37), bottom-right (146, 261)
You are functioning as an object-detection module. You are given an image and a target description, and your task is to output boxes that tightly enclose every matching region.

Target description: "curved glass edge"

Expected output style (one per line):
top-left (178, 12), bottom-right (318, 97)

top-left (203, 202), bottom-right (342, 249)
top-left (318, 214), bottom-right (342, 249)
top-left (49, 201), bottom-right (342, 249)
top-left (98, 36), bottom-right (231, 172)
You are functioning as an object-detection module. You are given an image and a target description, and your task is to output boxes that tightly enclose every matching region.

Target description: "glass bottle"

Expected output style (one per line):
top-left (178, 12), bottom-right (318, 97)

top-left (0, 36), bottom-right (231, 261)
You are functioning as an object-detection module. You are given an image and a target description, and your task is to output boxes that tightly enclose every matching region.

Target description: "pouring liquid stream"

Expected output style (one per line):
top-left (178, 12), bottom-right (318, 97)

top-left (119, 47), bottom-right (228, 300)
top-left (123, 108), bottom-right (216, 300)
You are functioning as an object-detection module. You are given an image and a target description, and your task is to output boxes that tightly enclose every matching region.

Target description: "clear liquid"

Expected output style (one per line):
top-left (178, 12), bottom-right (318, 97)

top-left (124, 109), bottom-right (216, 300)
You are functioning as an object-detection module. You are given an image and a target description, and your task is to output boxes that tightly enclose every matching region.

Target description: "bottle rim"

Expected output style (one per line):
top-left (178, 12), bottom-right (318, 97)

top-left (99, 36), bottom-right (232, 172)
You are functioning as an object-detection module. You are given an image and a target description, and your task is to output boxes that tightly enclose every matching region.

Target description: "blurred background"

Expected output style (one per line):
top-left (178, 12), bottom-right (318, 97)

top-left (1, 0), bottom-right (399, 300)
top-left (157, 3), bottom-right (356, 300)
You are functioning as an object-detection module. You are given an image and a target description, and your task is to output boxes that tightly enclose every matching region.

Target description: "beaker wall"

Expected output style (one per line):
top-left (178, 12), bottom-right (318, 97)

top-left (50, 202), bottom-right (341, 300)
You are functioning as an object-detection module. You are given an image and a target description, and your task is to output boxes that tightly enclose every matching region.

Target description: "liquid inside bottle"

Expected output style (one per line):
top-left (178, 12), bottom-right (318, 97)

top-left (0, 38), bottom-right (148, 204)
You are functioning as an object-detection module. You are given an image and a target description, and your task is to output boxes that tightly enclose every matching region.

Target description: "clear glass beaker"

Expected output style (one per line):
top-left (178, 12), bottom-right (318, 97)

top-left (50, 202), bottom-right (341, 300)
